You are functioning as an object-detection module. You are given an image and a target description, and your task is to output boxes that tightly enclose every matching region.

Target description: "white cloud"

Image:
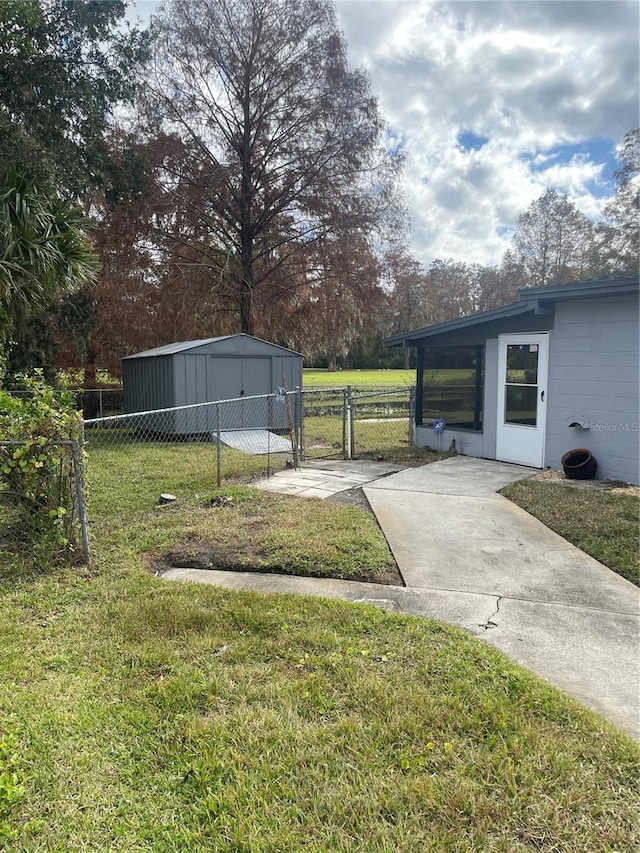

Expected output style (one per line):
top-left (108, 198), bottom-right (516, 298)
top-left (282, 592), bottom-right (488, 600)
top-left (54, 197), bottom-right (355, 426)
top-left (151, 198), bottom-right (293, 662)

top-left (336, 0), bottom-right (639, 266)
top-left (130, 0), bottom-right (638, 267)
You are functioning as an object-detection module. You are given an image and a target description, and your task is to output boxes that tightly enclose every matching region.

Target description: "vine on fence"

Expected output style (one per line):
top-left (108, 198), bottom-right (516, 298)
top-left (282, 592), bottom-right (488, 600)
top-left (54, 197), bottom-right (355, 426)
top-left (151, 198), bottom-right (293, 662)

top-left (0, 375), bottom-right (84, 568)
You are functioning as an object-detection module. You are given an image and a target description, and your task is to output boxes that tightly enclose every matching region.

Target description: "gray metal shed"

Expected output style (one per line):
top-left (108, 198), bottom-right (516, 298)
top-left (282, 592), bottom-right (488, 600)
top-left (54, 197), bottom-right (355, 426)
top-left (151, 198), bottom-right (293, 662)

top-left (122, 334), bottom-right (303, 436)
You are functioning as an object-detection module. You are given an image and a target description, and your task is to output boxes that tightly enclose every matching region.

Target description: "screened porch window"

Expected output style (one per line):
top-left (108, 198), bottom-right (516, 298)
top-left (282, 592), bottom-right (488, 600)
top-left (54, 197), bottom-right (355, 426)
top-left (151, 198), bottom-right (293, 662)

top-left (419, 345), bottom-right (484, 431)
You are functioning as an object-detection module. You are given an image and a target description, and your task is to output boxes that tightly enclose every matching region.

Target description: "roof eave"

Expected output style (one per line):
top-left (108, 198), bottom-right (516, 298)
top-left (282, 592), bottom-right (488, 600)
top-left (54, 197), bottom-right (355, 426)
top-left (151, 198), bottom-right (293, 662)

top-left (383, 301), bottom-right (531, 347)
top-left (520, 274), bottom-right (639, 303)
top-left (384, 274), bottom-right (639, 348)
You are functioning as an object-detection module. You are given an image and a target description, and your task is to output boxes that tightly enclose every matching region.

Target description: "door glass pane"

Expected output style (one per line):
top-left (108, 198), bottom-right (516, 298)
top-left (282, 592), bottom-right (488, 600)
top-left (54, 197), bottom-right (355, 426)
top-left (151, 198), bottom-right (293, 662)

top-left (506, 344), bottom-right (538, 384)
top-left (505, 386), bottom-right (537, 426)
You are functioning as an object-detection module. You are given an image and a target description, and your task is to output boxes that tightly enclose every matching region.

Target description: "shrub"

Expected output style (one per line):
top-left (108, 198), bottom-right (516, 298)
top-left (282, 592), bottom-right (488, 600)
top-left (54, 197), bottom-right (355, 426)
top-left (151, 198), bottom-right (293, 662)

top-left (0, 375), bottom-right (84, 568)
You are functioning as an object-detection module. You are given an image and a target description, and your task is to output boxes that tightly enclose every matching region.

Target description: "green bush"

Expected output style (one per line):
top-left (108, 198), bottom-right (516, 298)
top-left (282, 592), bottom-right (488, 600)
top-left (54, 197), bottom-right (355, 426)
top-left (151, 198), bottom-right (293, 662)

top-left (0, 375), bottom-right (83, 568)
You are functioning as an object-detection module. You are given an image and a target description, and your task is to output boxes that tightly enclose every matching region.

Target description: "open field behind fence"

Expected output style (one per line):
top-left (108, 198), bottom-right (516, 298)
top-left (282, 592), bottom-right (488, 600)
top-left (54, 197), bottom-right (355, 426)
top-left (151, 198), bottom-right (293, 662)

top-left (25, 371), bottom-right (415, 418)
top-left (84, 387), bottom-right (414, 469)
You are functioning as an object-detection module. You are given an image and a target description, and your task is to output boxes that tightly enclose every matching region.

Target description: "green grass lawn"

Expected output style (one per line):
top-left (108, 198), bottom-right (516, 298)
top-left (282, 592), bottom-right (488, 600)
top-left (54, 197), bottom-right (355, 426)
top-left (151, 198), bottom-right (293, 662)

top-left (302, 367), bottom-right (476, 390)
top-left (304, 368), bottom-right (415, 388)
top-left (0, 445), bottom-right (638, 849)
top-left (502, 480), bottom-right (640, 586)
top-left (2, 565), bottom-right (639, 851)
top-left (80, 436), bottom-right (440, 584)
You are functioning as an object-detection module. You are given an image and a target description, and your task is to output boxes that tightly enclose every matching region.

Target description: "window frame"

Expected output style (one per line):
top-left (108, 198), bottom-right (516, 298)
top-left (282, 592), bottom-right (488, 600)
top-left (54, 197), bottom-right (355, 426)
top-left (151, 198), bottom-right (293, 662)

top-left (416, 343), bottom-right (485, 432)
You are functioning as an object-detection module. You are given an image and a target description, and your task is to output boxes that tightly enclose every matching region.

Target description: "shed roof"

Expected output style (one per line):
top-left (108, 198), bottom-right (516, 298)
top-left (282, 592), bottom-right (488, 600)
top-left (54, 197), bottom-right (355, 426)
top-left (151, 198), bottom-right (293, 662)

top-left (123, 334), bottom-right (302, 359)
top-left (384, 274), bottom-right (639, 347)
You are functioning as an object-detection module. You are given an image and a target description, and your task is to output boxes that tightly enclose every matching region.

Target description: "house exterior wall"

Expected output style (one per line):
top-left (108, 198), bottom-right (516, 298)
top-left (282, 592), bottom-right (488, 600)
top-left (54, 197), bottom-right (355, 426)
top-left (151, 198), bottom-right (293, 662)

top-left (414, 339), bottom-right (499, 458)
top-left (544, 295), bottom-right (639, 484)
top-left (414, 321), bottom-right (551, 460)
top-left (412, 293), bottom-right (639, 484)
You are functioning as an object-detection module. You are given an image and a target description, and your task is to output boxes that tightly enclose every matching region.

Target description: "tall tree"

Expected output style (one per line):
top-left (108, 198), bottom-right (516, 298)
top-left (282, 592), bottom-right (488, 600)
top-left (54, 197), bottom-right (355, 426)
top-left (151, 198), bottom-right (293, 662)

top-left (0, 0), bottom-right (151, 197)
top-left (384, 248), bottom-right (432, 367)
top-left (602, 128), bottom-right (639, 273)
top-left (0, 1), bottom-right (151, 378)
top-left (513, 188), bottom-right (595, 286)
top-left (426, 259), bottom-right (477, 321)
top-left (0, 170), bottom-right (98, 379)
top-left (296, 232), bottom-right (383, 370)
top-left (141, 0), bottom-right (400, 335)
top-left (473, 250), bottom-right (526, 312)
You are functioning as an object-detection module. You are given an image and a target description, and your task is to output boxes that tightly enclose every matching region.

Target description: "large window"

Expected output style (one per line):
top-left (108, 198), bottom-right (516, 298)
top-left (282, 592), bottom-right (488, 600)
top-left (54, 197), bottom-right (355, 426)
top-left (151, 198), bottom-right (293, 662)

top-left (419, 345), bottom-right (484, 431)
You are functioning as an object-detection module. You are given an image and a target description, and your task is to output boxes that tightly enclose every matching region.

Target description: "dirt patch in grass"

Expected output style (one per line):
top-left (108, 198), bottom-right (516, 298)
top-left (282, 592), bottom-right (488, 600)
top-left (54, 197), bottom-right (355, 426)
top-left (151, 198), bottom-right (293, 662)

top-left (150, 489), bottom-right (404, 586)
top-left (156, 537), bottom-right (403, 585)
top-left (531, 468), bottom-right (639, 496)
top-left (164, 539), bottom-right (253, 572)
top-left (355, 447), bottom-right (451, 466)
top-left (327, 485), bottom-right (374, 514)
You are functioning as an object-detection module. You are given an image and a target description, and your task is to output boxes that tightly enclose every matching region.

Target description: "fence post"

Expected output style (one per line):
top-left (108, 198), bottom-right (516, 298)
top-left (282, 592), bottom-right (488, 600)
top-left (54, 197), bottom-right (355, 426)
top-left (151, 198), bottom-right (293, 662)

top-left (350, 386), bottom-right (356, 458)
top-left (284, 387), bottom-right (300, 470)
top-left (342, 389), bottom-right (347, 459)
top-left (344, 385), bottom-right (352, 460)
top-left (71, 429), bottom-right (91, 566)
top-left (409, 386), bottom-right (416, 447)
top-left (267, 394), bottom-right (273, 478)
top-left (216, 402), bottom-right (222, 487)
top-left (296, 386), bottom-right (304, 461)
top-left (98, 389), bottom-right (104, 419)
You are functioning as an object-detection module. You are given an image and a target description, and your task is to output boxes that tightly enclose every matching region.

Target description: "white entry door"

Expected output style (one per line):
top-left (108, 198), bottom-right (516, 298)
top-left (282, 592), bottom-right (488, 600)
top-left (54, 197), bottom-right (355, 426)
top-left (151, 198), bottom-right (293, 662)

top-left (496, 333), bottom-right (549, 467)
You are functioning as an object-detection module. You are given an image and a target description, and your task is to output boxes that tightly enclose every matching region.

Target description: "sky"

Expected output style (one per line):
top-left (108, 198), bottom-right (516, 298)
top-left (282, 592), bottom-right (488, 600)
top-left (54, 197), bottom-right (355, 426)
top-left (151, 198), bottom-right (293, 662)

top-left (131, 0), bottom-right (639, 268)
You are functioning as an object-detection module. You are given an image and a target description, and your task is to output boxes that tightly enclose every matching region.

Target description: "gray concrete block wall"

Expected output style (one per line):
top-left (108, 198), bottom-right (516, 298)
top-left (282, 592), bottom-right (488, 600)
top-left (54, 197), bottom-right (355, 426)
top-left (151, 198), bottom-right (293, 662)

top-left (545, 295), bottom-right (639, 484)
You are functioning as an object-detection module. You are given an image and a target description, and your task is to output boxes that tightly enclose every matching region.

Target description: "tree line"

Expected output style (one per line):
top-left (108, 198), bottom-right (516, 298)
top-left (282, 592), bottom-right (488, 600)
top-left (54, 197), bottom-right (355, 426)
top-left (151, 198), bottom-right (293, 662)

top-left (1, 0), bottom-right (638, 385)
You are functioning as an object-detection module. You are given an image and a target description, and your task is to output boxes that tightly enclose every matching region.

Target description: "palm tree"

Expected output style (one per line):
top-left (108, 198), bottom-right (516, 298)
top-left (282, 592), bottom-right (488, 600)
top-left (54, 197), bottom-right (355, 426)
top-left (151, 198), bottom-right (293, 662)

top-left (0, 171), bottom-right (99, 346)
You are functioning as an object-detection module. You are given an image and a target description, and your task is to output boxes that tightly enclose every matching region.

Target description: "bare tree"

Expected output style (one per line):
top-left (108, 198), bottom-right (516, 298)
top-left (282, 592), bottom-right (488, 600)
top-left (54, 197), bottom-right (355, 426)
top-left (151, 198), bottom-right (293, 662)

top-left (513, 188), bottom-right (595, 286)
top-left (473, 251), bottom-right (527, 312)
top-left (426, 259), bottom-right (478, 321)
top-left (381, 248), bottom-right (431, 366)
top-left (140, 0), bottom-right (400, 334)
top-left (601, 128), bottom-right (639, 273)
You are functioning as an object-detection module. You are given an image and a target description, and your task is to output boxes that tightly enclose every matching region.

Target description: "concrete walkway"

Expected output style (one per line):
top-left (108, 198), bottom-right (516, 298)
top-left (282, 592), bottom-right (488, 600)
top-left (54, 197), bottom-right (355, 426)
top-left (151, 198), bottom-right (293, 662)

top-left (252, 459), bottom-right (402, 499)
top-left (164, 456), bottom-right (640, 739)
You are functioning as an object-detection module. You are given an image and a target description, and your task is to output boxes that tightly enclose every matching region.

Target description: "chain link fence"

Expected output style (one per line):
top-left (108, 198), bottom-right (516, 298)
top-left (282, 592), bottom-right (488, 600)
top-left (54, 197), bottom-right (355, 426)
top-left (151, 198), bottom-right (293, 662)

top-left (83, 392), bottom-right (303, 490)
top-left (301, 386), bottom-right (415, 459)
top-left (0, 386), bottom-right (414, 573)
top-left (0, 438), bottom-right (90, 574)
top-left (9, 387), bottom-right (124, 419)
top-left (83, 385), bottom-right (414, 476)
top-left (76, 388), bottom-right (124, 419)
top-left (81, 384), bottom-right (408, 496)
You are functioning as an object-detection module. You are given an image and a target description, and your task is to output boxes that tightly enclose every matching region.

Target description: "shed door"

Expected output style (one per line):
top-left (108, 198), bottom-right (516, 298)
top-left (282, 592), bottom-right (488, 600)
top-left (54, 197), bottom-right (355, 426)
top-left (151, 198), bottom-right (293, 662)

top-left (240, 358), bottom-right (272, 397)
top-left (496, 334), bottom-right (548, 468)
top-left (209, 357), bottom-right (272, 398)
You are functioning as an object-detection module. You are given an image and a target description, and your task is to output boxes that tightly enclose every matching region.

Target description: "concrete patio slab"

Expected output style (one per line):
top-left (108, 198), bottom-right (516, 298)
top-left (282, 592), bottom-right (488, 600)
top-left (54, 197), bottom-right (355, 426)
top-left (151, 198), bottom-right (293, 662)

top-left (254, 460), bottom-right (401, 497)
top-left (365, 455), bottom-right (535, 496)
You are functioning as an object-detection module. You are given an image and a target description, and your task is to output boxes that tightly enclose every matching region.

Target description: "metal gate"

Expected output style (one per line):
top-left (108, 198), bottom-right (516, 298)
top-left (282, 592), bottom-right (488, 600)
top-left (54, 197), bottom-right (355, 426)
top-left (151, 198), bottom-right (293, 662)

top-left (300, 387), bottom-right (414, 460)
